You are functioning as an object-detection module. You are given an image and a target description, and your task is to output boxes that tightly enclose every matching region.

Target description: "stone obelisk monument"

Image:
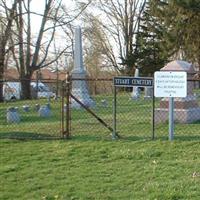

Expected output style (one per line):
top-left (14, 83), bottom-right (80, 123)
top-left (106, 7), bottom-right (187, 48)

top-left (71, 26), bottom-right (95, 108)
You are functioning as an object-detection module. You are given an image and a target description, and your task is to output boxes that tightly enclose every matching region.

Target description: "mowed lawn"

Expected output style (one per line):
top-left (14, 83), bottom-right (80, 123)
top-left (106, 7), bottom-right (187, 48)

top-left (1, 138), bottom-right (200, 200)
top-left (1, 91), bottom-right (200, 199)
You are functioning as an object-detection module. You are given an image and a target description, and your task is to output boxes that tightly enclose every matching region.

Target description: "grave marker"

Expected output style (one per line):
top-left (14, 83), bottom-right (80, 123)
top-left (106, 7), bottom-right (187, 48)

top-left (7, 107), bottom-right (20, 123)
top-left (71, 26), bottom-right (95, 108)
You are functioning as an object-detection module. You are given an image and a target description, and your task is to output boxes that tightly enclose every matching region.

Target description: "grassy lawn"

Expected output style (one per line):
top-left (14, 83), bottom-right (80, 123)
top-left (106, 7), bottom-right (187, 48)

top-left (1, 138), bottom-right (200, 200)
top-left (0, 91), bottom-right (200, 199)
top-left (0, 98), bottom-right (62, 138)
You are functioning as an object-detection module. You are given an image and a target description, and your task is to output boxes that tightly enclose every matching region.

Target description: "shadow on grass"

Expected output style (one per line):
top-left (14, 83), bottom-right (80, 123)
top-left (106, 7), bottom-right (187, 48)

top-left (0, 132), bottom-right (113, 142)
top-left (71, 134), bottom-right (112, 142)
top-left (0, 132), bottom-right (61, 141)
top-left (118, 135), bottom-right (152, 142)
top-left (1, 132), bottom-right (199, 142)
top-left (71, 133), bottom-right (153, 142)
top-left (174, 135), bottom-right (200, 141)
top-left (153, 135), bottom-right (200, 141)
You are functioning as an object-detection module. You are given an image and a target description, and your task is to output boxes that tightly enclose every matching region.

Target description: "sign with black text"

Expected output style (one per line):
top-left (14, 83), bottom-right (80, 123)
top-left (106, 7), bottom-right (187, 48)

top-left (154, 71), bottom-right (187, 97)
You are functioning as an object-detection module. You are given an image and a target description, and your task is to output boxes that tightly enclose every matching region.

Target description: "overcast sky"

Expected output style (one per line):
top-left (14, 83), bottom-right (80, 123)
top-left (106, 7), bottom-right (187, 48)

top-left (30, 0), bottom-right (75, 33)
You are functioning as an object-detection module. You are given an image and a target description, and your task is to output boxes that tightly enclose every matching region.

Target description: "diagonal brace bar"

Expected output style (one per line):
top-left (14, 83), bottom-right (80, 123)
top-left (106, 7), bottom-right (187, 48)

top-left (70, 94), bottom-right (119, 138)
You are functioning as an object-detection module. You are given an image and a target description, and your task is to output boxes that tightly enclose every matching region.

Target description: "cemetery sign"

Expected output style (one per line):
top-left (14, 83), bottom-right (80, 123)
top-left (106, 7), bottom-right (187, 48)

top-left (114, 77), bottom-right (153, 87)
top-left (154, 71), bottom-right (187, 97)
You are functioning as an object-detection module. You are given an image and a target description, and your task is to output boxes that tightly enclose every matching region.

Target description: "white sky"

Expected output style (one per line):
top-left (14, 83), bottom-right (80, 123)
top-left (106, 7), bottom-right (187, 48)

top-left (30, 0), bottom-right (76, 33)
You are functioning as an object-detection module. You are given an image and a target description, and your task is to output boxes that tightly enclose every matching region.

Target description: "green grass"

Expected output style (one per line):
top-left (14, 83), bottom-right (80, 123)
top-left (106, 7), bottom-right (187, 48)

top-left (1, 139), bottom-right (200, 199)
top-left (0, 91), bottom-right (200, 199)
top-left (0, 98), bottom-right (62, 138)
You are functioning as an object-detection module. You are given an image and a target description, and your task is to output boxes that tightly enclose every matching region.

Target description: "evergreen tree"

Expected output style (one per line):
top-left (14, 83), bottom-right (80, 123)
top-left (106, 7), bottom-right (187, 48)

top-left (135, 1), bottom-right (172, 76)
top-left (149, 0), bottom-right (200, 68)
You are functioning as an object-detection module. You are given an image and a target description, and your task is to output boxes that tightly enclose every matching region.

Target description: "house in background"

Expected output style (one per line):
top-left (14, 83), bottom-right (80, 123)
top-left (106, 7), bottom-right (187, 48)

top-left (3, 68), bottom-right (67, 100)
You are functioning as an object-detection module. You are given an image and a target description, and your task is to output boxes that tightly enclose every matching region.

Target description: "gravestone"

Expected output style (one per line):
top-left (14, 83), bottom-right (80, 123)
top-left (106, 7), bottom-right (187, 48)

top-left (35, 104), bottom-right (40, 111)
top-left (131, 68), bottom-right (140, 99)
top-left (155, 60), bottom-right (200, 123)
top-left (38, 105), bottom-right (51, 117)
top-left (71, 26), bottom-right (95, 109)
top-left (144, 87), bottom-right (153, 99)
top-left (7, 107), bottom-right (20, 123)
top-left (22, 105), bottom-right (30, 112)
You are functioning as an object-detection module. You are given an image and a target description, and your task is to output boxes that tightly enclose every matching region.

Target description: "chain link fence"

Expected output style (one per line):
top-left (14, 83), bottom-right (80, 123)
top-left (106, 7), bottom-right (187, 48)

top-left (64, 77), bottom-right (199, 141)
top-left (0, 77), bottom-right (199, 141)
top-left (0, 79), bottom-right (63, 139)
top-left (154, 79), bottom-right (200, 140)
top-left (114, 86), bottom-right (153, 140)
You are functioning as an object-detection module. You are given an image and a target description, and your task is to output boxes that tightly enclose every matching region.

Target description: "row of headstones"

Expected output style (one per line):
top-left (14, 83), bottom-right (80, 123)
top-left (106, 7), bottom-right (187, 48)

top-left (7, 104), bottom-right (52, 123)
top-left (6, 99), bottom-right (110, 123)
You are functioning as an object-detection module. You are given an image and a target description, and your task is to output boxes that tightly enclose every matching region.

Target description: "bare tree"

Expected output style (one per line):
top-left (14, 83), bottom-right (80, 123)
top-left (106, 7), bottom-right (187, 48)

top-left (12, 0), bottom-right (64, 99)
top-left (0, 0), bottom-right (20, 102)
top-left (82, 0), bottom-right (146, 75)
top-left (10, 0), bottom-right (91, 99)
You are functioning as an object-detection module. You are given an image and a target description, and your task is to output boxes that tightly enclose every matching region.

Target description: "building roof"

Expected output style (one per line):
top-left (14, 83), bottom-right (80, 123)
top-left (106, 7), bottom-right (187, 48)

top-left (4, 68), bottom-right (67, 81)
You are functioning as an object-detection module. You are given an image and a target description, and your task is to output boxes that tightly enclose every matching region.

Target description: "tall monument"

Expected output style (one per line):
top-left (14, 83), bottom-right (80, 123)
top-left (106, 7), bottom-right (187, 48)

top-left (71, 26), bottom-right (95, 108)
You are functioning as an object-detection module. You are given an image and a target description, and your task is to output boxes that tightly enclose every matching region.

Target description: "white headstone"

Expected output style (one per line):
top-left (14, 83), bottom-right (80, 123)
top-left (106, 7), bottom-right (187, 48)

top-left (38, 105), bottom-right (51, 117)
top-left (22, 105), bottom-right (30, 112)
top-left (144, 87), bottom-right (153, 99)
top-left (7, 107), bottom-right (20, 123)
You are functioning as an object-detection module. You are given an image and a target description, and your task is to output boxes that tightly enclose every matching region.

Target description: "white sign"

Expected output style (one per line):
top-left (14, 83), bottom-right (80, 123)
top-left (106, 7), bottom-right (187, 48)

top-left (154, 71), bottom-right (187, 97)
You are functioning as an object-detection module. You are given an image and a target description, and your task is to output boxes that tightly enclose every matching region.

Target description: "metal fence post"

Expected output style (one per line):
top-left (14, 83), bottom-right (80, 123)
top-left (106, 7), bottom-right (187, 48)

top-left (61, 81), bottom-right (65, 137)
top-left (112, 86), bottom-right (117, 139)
top-left (169, 97), bottom-right (174, 141)
top-left (152, 86), bottom-right (155, 140)
top-left (65, 72), bottom-right (71, 139)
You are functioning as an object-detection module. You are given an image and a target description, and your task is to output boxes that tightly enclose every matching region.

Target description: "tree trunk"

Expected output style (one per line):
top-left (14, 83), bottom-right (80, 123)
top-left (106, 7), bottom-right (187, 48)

top-left (21, 75), bottom-right (32, 99)
top-left (0, 73), bottom-right (4, 102)
top-left (0, 49), bottom-right (5, 102)
top-left (0, 0), bottom-right (20, 102)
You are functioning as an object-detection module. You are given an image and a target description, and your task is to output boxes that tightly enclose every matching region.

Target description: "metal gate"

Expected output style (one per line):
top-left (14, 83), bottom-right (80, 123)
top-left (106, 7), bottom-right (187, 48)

top-left (61, 75), bottom-right (116, 140)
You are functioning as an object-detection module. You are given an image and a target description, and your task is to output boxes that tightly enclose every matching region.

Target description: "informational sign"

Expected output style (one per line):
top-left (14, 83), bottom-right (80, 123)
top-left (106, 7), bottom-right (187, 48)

top-left (114, 77), bottom-right (153, 87)
top-left (154, 71), bottom-right (187, 97)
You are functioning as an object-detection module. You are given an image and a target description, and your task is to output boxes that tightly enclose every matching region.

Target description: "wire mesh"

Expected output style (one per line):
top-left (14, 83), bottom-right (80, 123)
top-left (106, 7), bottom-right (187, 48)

top-left (69, 79), bottom-right (114, 140)
top-left (154, 79), bottom-right (200, 140)
top-left (0, 78), bottom-right (199, 141)
top-left (0, 79), bottom-right (63, 139)
top-left (115, 87), bottom-right (153, 140)
top-left (69, 78), bottom-right (200, 141)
